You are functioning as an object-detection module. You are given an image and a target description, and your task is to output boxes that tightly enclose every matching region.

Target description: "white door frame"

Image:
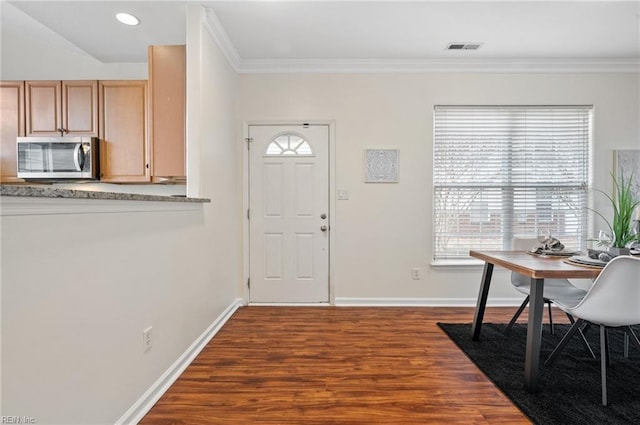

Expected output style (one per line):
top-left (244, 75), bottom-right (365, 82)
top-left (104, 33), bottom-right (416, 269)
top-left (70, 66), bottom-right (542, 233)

top-left (242, 120), bottom-right (336, 305)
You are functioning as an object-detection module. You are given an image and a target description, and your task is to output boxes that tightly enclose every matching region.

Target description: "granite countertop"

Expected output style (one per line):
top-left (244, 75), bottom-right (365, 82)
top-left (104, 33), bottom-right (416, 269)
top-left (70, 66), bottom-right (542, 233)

top-left (0, 185), bottom-right (210, 203)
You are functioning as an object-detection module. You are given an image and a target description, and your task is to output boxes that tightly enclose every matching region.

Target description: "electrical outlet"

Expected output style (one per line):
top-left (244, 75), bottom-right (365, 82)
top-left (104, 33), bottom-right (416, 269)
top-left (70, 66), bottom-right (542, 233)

top-left (412, 268), bottom-right (421, 280)
top-left (143, 326), bottom-right (153, 353)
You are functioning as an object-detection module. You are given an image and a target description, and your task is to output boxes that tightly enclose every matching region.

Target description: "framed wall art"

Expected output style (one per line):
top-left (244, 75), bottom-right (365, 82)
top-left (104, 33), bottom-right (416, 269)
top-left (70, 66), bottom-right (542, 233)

top-left (365, 149), bottom-right (399, 183)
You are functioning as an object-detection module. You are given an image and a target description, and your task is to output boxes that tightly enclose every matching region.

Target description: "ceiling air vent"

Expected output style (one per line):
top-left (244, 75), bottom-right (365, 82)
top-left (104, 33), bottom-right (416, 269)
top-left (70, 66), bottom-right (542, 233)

top-left (447, 42), bottom-right (483, 50)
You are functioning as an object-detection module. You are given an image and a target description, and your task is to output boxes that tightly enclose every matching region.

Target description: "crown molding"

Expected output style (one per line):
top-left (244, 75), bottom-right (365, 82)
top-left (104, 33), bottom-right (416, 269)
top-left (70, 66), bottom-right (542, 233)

top-left (202, 8), bottom-right (241, 72)
top-left (202, 8), bottom-right (638, 75)
top-left (236, 58), bottom-right (640, 74)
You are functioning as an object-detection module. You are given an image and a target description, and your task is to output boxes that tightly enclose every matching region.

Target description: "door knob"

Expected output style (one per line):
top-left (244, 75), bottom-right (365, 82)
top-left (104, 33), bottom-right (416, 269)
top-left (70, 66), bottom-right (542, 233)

top-left (320, 225), bottom-right (328, 232)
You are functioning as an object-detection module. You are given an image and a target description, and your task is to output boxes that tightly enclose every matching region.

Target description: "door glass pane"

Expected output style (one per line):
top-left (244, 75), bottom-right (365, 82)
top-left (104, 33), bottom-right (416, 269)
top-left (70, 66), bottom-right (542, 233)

top-left (265, 133), bottom-right (314, 156)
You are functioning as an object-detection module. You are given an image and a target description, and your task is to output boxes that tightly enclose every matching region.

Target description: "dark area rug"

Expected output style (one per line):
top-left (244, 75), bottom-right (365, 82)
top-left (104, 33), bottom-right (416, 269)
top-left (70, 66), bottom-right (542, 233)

top-left (438, 323), bottom-right (640, 425)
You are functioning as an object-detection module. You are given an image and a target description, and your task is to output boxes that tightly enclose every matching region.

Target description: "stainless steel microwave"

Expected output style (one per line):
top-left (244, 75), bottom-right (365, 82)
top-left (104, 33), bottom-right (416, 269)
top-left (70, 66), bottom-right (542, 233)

top-left (17, 137), bottom-right (99, 180)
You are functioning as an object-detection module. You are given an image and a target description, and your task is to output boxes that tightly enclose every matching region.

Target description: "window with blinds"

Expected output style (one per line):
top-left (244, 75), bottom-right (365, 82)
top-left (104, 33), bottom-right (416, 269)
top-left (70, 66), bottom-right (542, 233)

top-left (433, 106), bottom-right (592, 260)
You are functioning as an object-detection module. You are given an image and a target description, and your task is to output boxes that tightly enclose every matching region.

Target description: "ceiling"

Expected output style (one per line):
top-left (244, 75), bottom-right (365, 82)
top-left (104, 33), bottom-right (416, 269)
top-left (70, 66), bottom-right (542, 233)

top-left (4, 0), bottom-right (640, 72)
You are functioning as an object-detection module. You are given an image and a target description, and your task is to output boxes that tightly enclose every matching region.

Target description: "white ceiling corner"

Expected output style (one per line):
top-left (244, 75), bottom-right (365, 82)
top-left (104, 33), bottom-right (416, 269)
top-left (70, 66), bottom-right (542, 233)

top-left (202, 7), bottom-right (241, 72)
top-left (1, 2), bottom-right (97, 61)
top-left (204, 0), bottom-right (640, 74)
top-left (4, 1), bottom-right (640, 73)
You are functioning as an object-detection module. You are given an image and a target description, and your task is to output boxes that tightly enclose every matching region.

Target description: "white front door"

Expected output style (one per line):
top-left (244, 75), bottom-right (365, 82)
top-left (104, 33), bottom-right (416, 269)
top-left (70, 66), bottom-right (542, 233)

top-left (248, 124), bottom-right (330, 303)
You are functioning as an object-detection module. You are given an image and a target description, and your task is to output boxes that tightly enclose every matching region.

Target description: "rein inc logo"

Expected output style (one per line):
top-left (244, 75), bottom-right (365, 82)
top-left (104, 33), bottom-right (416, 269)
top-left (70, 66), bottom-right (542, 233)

top-left (1, 417), bottom-right (36, 424)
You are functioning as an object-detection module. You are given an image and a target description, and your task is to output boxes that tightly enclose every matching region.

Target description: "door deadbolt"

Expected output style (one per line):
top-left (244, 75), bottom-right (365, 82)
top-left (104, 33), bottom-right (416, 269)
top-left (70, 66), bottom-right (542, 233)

top-left (320, 213), bottom-right (327, 219)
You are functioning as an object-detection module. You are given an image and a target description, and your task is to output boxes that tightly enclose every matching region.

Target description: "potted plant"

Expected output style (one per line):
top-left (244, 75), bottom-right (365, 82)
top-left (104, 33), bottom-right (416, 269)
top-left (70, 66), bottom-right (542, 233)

top-left (591, 172), bottom-right (640, 256)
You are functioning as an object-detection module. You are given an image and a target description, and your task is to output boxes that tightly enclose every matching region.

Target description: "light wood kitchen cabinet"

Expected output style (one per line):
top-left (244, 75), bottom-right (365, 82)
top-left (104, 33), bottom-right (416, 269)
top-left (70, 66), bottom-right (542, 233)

top-left (98, 80), bottom-right (149, 183)
top-left (25, 80), bottom-right (98, 137)
top-left (148, 45), bottom-right (186, 182)
top-left (0, 81), bottom-right (25, 182)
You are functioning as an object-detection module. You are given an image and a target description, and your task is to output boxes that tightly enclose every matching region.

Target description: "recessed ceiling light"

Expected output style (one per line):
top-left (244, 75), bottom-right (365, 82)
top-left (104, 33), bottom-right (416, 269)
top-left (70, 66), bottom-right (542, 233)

top-left (115, 12), bottom-right (140, 26)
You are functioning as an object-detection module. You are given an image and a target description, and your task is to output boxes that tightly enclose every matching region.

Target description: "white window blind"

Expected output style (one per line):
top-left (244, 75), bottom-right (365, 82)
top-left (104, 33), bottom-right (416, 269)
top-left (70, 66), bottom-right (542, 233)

top-left (433, 106), bottom-right (591, 260)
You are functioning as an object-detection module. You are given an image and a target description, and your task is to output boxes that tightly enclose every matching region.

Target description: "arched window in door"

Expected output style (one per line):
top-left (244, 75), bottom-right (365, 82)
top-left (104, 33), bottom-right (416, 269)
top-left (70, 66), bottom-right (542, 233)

top-left (265, 133), bottom-right (313, 156)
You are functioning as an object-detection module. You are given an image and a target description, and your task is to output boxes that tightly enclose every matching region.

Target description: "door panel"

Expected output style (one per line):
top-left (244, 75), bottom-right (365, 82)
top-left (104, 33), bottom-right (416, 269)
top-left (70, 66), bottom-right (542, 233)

top-left (63, 80), bottom-right (98, 136)
top-left (295, 234), bottom-right (314, 278)
top-left (295, 164), bottom-right (314, 216)
top-left (264, 163), bottom-right (284, 216)
top-left (249, 124), bottom-right (329, 303)
top-left (264, 233), bottom-right (284, 279)
top-left (98, 80), bottom-right (149, 182)
top-left (25, 81), bottom-right (60, 136)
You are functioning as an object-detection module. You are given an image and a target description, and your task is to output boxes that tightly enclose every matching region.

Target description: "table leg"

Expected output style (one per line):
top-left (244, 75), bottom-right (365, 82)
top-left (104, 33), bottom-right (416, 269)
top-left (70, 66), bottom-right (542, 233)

top-left (524, 277), bottom-right (545, 392)
top-left (471, 262), bottom-right (494, 341)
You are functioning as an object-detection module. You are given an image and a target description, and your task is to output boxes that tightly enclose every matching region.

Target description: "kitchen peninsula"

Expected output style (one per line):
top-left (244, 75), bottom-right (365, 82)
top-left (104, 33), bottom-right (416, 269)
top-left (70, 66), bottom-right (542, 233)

top-left (0, 184), bottom-right (209, 203)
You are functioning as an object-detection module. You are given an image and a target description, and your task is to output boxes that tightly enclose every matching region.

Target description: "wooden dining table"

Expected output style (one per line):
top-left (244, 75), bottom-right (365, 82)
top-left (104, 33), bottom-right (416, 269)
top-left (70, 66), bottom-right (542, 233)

top-left (469, 250), bottom-right (602, 392)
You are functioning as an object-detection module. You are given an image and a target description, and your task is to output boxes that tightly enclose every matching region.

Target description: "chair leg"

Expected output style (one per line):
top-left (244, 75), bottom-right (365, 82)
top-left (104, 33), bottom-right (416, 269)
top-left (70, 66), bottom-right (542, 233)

top-left (505, 296), bottom-right (529, 334)
top-left (565, 313), bottom-right (595, 359)
top-left (625, 326), bottom-right (640, 353)
top-left (624, 332), bottom-right (629, 359)
top-left (545, 319), bottom-right (585, 366)
top-left (622, 326), bottom-right (640, 359)
top-left (600, 325), bottom-right (608, 406)
top-left (547, 300), bottom-right (554, 335)
top-left (605, 328), bottom-right (611, 367)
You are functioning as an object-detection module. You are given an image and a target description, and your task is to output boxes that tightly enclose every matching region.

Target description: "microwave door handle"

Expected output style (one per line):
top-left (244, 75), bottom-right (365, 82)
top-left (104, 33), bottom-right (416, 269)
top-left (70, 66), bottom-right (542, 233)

top-left (73, 144), bottom-right (86, 171)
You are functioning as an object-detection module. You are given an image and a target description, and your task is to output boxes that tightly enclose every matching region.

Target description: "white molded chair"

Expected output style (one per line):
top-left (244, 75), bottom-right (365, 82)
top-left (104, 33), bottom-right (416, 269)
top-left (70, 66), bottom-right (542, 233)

top-left (544, 255), bottom-right (640, 406)
top-left (505, 237), bottom-right (589, 335)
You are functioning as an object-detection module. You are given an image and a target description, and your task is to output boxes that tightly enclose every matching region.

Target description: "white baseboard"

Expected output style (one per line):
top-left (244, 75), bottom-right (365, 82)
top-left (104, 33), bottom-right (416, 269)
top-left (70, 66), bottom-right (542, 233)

top-left (334, 297), bottom-right (524, 307)
top-left (115, 298), bottom-right (244, 425)
top-left (248, 302), bottom-right (331, 307)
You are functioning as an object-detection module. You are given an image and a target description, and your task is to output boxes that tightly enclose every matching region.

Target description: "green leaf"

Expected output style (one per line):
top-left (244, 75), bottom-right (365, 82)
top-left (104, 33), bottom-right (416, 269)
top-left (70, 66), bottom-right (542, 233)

top-left (596, 172), bottom-right (640, 248)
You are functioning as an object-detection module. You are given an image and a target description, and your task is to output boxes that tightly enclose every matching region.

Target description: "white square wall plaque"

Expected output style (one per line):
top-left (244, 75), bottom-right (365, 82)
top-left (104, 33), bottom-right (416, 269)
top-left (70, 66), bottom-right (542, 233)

top-left (365, 149), bottom-right (399, 183)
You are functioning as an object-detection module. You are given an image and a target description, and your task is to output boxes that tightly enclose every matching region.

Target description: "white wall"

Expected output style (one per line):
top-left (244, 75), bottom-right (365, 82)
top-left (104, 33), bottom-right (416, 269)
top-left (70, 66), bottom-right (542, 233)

top-left (239, 72), bottom-right (640, 302)
top-left (1, 6), bottom-right (241, 425)
top-left (2, 1), bottom-right (639, 421)
top-left (191, 10), bottom-right (243, 300)
top-left (0, 3), bottom-right (146, 80)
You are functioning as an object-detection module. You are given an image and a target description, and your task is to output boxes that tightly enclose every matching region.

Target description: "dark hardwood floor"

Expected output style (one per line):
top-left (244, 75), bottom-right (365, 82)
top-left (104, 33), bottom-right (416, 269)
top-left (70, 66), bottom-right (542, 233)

top-left (140, 306), bottom-right (556, 424)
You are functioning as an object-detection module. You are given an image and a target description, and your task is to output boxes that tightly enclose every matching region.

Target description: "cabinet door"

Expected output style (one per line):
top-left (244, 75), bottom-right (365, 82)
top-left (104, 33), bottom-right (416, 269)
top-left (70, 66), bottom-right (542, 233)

top-left (25, 81), bottom-right (61, 136)
top-left (99, 80), bottom-right (149, 182)
top-left (149, 45), bottom-right (186, 181)
top-left (25, 80), bottom-right (97, 137)
top-left (62, 80), bottom-right (98, 136)
top-left (0, 81), bottom-right (25, 182)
